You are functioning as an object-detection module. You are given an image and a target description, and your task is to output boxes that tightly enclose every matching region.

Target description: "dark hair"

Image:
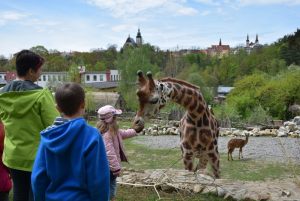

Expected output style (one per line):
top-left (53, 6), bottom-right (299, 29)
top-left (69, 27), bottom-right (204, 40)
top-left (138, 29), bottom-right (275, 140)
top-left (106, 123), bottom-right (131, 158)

top-left (55, 83), bottom-right (85, 116)
top-left (15, 50), bottom-right (44, 76)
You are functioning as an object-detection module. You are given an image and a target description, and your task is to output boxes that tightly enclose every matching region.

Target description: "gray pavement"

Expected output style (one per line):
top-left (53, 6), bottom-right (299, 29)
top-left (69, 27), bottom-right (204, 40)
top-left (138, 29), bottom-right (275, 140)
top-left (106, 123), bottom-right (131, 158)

top-left (133, 136), bottom-right (300, 163)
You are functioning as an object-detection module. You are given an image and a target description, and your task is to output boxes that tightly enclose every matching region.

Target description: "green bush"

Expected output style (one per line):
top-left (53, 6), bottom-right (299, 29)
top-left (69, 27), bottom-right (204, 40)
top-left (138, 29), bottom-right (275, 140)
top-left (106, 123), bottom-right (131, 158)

top-left (213, 103), bottom-right (242, 128)
top-left (246, 105), bottom-right (272, 126)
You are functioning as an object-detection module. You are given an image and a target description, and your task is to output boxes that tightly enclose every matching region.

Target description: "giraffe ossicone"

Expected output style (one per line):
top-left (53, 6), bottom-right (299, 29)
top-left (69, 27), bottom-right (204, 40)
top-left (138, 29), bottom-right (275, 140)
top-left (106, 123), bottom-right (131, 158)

top-left (135, 70), bottom-right (220, 178)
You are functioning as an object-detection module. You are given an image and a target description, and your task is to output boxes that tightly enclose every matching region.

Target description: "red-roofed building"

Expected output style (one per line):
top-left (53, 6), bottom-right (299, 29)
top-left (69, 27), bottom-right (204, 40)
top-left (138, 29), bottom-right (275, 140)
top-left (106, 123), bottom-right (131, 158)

top-left (206, 39), bottom-right (230, 58)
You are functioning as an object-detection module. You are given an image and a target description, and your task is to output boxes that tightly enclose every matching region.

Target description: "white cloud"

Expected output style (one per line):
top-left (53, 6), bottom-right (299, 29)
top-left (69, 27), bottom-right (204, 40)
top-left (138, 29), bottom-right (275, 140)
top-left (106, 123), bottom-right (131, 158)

top-left (200, 10), bottom-right (211, 16)
top-left (238, 0), bottom-right (300, 6)
top-left (194, 0), bottom-right (221, 6)
top-left (112, 24), bottom-right (136, 32)
top-left (86, 0), bottom-right (198, 18)
top-left (1, 11), bottom-right (27, 20)
top-left (0, 11), bottom-right (28, 26)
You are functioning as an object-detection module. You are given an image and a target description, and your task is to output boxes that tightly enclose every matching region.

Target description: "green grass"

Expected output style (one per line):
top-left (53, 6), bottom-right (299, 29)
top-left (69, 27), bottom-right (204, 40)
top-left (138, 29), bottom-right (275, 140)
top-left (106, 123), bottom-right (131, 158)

top-left (116, 136), bottom-right (300, 200)
top-left (122, 137), bottom-right (300, 181)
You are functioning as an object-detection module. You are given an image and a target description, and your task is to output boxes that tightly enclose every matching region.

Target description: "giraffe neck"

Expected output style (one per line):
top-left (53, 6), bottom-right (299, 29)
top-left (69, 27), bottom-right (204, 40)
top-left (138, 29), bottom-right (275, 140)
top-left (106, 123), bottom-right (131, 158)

top-left (163, 81), bottom-right (208, 118)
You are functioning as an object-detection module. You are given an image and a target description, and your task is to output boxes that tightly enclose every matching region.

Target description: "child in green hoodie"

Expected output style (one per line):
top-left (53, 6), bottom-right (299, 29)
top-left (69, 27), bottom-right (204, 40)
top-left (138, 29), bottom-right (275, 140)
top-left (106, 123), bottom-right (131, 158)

top-left (0, 50), bottom-right (59, 201)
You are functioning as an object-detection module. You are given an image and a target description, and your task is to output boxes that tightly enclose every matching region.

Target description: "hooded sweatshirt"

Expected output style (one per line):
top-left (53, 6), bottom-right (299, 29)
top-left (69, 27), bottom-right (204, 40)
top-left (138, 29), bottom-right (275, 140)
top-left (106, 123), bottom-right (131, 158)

top-left (31, 117), bottom-right (110, 201)
top-left (0, 80), bottom-right (59, 171)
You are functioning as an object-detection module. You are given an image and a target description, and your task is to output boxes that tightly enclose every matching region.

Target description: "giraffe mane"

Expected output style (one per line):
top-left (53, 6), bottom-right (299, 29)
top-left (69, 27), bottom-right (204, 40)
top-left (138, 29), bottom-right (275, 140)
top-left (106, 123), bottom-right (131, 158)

top-left (159, 77), bottom-right (200, 90)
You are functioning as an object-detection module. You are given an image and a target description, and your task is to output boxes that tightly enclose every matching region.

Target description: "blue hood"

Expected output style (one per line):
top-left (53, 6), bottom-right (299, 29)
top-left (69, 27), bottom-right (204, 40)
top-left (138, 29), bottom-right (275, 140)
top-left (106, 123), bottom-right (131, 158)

top-left (41, 117), bottom-right (84, 153)
top-left (32, 117), bottom-right (110, 201)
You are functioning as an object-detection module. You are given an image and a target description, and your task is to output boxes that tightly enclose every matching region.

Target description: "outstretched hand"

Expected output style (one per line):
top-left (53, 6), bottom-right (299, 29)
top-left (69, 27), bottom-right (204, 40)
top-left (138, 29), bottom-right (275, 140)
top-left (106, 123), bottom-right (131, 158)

top-left (132, 116), bottom-right (144, 133)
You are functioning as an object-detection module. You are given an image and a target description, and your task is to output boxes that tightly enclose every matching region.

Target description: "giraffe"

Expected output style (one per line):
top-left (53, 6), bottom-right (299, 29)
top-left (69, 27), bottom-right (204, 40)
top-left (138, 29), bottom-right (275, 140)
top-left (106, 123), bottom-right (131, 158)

top-left (134, 71), bottom-right (220, 178)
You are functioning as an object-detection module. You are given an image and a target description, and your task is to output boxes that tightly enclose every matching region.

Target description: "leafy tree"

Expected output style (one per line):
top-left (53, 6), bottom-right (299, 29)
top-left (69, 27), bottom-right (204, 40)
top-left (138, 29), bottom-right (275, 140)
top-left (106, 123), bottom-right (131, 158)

top-left (67, 63), bottom-right (81, 83)
top-left (0, 56), bottom-right (9, 71)
top-left (94, 61), bottom-right (106, 71)
top-left (116, 45), bottom-right (159, 110)
top-left (30, 45), bottom-right (49, 57)
top-left (226, 72), bottom-right (269, 118)
top-left (257, 69), bottom-right (300, 119)
top-left (278, 29), bottom-right (300, 65)
top-left (213, 103), bottom-right (241, 128)
top-left (164, 51), bottom-right (188, 77)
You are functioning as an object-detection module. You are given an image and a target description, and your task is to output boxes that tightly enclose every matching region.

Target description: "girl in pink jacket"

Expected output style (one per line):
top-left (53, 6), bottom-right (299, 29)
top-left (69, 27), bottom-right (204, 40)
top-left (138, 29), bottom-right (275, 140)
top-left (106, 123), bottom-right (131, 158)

top-left (0, 122), bottom-right (12, 201)
top-left (96, 105), bottom-right (144, 201)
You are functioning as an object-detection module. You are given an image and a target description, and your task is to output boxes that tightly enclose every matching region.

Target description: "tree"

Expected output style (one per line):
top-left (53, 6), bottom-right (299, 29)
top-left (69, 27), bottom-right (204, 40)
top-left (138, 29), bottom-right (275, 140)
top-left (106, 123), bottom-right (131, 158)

top-left (116, 45), bottom-right (159, 110)
top-left (257, 69), bottom-right (300, 119)
top-left (67, 63), bottom-right (81, 83)
top-left (30, 45), bottom-right (49, 57)
top-left (279, 29), bottom-right (300, 65)
top-left (226, 72), bottom-right (269, 119)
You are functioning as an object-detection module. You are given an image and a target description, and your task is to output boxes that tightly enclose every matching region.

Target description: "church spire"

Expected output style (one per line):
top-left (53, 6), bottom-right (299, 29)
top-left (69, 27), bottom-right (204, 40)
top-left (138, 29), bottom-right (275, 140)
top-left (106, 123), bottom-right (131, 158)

top-left (219, 38), bottom-right (222, 46)
top-left (255, 34), bottom-right (259, 44)
top-left (246, 34), bottom-right (249, 47)
top-left (136, 28), bottom-right (142, 46)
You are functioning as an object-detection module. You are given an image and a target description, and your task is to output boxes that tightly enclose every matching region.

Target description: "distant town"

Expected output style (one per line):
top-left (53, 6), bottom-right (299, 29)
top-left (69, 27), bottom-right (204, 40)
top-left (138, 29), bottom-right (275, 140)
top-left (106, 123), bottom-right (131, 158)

top-left (0, 28), bottom-right (262, 90)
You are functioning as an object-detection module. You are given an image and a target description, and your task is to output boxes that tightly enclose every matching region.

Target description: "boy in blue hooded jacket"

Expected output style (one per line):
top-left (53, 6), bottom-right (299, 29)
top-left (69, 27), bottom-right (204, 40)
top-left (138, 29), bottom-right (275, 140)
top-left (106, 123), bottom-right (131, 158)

top-left (31, 82), bottom-right (110, 201)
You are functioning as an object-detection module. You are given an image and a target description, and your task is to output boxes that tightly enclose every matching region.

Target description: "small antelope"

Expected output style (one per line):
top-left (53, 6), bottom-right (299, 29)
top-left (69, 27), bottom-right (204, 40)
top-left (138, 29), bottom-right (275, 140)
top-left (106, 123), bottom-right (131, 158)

top-left (227, 134), bottom-right (249, 161)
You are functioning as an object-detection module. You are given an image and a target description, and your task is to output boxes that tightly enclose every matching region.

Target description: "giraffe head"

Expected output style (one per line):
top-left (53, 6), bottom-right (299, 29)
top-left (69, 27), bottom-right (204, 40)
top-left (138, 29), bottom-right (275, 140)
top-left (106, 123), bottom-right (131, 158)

top-left (135, 70), bottom-right (171, 118)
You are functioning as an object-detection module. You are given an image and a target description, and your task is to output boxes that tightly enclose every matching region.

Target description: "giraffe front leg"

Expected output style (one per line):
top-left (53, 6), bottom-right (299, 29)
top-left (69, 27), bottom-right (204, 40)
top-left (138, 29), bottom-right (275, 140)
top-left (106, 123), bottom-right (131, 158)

top-left (195, 154), bottom-right (208, 173)
top-left (207, 151), bottom-right (220, 179)
top-left (182, 147), bottom-right (194, 171)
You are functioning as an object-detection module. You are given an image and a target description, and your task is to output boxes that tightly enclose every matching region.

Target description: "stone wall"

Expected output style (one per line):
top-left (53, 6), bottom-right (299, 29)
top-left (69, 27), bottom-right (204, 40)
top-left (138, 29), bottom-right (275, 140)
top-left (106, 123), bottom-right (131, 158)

top-left (140, 116), bottom-right (300, 138)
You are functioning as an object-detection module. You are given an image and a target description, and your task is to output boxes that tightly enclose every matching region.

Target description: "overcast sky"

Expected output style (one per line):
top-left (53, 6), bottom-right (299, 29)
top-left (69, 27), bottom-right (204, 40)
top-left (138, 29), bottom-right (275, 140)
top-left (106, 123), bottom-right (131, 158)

top-left (0, 0), bottom-right (299, 58)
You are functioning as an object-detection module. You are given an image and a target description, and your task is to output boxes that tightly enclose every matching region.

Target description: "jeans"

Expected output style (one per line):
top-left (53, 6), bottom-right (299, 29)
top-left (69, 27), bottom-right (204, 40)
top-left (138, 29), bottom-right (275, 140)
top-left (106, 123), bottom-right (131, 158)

top-left (9, 168), bottom-right (33, 201)
top-left (110, 172), bottom-right (117, 200)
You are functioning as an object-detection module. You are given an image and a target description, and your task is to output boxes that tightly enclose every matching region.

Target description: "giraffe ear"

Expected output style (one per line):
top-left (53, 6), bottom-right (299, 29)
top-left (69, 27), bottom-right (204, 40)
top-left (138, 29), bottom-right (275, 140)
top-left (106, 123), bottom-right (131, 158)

top-left (146, 71), bottom-right (155, 91)
top-left (137, 70), bottom-right (147, 87)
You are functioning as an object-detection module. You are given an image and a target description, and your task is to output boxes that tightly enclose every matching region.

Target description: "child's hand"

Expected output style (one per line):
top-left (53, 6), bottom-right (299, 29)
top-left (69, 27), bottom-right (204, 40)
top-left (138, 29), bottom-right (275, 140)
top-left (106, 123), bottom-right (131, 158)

top-left (132, 116), bottom-right (144, 133)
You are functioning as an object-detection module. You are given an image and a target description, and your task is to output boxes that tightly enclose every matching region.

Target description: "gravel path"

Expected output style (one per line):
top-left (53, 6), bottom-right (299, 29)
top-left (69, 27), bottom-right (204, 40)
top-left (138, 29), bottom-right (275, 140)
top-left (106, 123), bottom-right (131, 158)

top-left (133, 136), bottom-right (300, 163)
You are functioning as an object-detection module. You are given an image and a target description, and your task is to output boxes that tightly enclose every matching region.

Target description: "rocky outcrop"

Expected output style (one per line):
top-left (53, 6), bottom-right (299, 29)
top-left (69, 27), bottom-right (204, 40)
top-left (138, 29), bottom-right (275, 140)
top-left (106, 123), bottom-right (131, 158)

top-left (141, 116), bottom-right (300, 138)
top-left (118, 169), bottom-right (300, 201)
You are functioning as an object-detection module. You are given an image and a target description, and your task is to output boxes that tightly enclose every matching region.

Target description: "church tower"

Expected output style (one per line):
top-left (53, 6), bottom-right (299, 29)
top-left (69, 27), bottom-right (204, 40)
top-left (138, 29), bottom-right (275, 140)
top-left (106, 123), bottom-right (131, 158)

top-left (219, 38), bottom-right (222, 46)
top-left (255, 34), bottom-right (259, 44)
top-left (246, 34), bottom-right (249, 47)
top-left (136, 28), bottom-right (143, 46)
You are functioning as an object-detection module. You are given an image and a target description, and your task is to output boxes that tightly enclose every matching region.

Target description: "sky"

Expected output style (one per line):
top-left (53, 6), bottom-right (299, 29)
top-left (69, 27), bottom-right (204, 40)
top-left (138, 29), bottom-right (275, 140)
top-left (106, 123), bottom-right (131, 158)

top-left (0, 0), bottom-right (299, 58)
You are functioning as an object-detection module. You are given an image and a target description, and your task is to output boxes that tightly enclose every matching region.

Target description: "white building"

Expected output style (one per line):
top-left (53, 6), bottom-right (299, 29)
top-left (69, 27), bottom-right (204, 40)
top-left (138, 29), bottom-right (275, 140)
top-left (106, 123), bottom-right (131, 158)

top-left (36, 71), bottom-right (67, 88)
top-left (84, 71), bottom-right (107, 83)
top-left (0, 72), bottom-right (6, 81)
top-left (0, 69), bottom-right (121, 88)
top-left (110, 70), bottom-right (121, 81)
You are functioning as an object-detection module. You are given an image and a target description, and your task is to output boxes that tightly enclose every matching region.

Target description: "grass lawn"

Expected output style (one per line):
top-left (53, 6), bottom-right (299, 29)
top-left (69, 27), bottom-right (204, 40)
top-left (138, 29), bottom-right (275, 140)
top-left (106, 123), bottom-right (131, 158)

top-left (8, 120), bottom-right (300, 201)
top-left (117, 136), bottom-right (300, 200)
top-left (122, 137), bottom-right (300, 181)
top-left (114, 119), bottom-right (300, 200)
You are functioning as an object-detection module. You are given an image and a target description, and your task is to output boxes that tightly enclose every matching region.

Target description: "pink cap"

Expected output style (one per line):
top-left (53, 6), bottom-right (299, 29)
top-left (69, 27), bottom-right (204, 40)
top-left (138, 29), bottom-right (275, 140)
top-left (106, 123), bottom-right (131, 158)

top-left (97, 105), bottom-right (122, 122)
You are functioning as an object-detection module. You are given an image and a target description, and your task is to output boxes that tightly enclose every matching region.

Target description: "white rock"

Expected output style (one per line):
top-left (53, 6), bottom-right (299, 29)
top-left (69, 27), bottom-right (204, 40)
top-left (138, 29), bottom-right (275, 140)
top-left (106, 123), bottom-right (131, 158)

top-left (193, 184), bottom-right (203, 193)
top-left (217, 187), bottom-right (226, 197)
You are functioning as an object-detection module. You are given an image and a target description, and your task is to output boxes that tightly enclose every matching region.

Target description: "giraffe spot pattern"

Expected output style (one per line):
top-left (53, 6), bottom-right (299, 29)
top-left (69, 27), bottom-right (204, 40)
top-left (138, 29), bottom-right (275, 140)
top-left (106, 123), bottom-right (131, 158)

top-left (186, 115), bottom-right (195, 125)
top-left (189, 98), bottom-right (198, 111)
top-left (203, 113), bottom-right (209, 126)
